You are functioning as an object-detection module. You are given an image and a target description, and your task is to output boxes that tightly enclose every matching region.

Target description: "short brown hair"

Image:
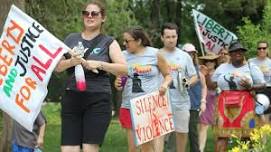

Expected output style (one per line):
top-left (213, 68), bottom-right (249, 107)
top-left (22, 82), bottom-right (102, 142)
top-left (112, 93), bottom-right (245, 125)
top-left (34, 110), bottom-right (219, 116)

top-left (83, 0), bottom-right (106, 17)
top-left (161, 22), bottom-right (178, 36)
top-left (125, 27), bottom-right (152, 47)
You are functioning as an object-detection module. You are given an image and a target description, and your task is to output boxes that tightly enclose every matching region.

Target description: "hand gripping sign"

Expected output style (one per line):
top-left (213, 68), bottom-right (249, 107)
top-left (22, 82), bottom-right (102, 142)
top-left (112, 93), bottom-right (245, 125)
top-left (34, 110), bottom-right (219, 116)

top-left (130, 91), bottom-right (174, 146)
top-left (0, 5), bottom-right (68, 131)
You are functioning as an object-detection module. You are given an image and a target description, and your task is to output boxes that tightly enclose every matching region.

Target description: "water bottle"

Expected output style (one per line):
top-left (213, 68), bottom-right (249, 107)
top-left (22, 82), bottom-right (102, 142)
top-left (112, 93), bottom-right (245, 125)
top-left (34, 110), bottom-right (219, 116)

top-left (177, 71), bottom-right (183, 93)
top-left (74, 41), bottom-right (87, 91)
top-left (75, 65), bottom-right (86, 91)
top-left (76, 41), bottom-right (85, 57)
top-left (120, 76), bottom-right (128, 87)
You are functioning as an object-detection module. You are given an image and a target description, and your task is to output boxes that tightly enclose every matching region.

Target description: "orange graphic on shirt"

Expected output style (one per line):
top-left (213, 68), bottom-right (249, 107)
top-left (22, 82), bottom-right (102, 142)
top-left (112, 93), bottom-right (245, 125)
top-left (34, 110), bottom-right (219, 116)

top-left (132, 64), bottom-right (152, 74)
top-left (169, 63), bottom-right (181, 72)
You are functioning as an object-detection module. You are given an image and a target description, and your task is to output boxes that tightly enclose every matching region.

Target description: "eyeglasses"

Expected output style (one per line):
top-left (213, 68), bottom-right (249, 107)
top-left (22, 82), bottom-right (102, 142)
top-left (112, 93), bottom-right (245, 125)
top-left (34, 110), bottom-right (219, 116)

top-left (123, 39), bottom-right (135, 44)
top-left (82, 10), bottom-right (101, 18)
top-left (257, 47), bottom-right (267, 50)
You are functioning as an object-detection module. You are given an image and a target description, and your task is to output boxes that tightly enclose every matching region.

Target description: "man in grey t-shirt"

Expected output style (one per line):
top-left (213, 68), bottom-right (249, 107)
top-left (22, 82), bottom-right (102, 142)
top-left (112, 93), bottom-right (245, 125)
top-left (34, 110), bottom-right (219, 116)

top-left (12, 112), bottom-right (46, 151)
top-left (161, 23), bottom-right (198, 152)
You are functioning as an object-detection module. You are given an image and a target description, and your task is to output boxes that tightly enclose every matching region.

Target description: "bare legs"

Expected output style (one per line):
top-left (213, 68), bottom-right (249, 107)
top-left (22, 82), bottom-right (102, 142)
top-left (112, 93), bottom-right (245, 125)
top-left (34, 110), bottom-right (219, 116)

top-left (61, 144), bottom-right (99, 152)
top-left (127, 129), bottom-right (137, 152)
top-left (199, 123), bottom-right (209, 152)
top-left (176, 132), bottom-right (188, 152)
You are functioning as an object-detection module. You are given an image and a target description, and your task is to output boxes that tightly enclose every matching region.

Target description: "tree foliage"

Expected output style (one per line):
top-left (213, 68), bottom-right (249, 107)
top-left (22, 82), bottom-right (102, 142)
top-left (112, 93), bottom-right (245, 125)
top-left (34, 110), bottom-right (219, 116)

top-left (203, 0), bottom-right (266, 32)
top-left (237, 0), bottom-right (271, 58)
top-left (104, 0), bottom-right (139, 42)
top-left (25, 0), bottom-right (138, 102)
top-left (21, 0), bottom-right (270, 101)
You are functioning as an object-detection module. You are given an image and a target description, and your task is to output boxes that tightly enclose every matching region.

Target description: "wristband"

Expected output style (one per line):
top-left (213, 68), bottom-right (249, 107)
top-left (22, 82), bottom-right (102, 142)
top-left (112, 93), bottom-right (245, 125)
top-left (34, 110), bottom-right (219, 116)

top-left (201, 99), bottom-right (206, 103)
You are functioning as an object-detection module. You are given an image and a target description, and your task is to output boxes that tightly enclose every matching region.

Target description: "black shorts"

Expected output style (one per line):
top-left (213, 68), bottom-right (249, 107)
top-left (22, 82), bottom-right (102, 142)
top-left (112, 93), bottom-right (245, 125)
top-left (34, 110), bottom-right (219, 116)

top-left (61, 90), bottom-right (112, 145)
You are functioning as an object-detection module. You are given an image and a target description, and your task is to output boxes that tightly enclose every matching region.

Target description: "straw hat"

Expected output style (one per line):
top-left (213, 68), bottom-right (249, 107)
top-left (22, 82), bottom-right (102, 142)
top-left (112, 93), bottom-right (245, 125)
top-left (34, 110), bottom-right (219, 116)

top-left (198, 52), bottom-right (219, 60)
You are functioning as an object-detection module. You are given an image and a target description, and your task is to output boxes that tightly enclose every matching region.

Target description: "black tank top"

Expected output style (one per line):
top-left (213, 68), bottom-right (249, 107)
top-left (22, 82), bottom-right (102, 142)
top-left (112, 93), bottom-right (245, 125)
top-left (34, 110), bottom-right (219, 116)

top-left (63, 33), bottom-right (114, 93)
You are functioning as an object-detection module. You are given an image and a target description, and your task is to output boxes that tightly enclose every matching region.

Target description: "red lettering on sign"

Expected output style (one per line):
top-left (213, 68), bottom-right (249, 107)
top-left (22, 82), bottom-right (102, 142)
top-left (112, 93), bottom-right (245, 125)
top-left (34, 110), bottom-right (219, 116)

top-left (6, 20), bottom-right (24, 44)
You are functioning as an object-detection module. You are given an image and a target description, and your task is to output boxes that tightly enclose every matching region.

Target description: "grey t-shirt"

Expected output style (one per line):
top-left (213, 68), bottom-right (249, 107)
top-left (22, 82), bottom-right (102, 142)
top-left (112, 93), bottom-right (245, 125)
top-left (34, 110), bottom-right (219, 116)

top-left (212, 63), bottom-right (265, 90)
top-left (121, 47), bottom-right (160, 109)
top-left (160, 48), bottom-right (196, 111)
top-left (248, 57), bottom-right (271, 86)
top-left (13, 112), bottom-right (46, 149)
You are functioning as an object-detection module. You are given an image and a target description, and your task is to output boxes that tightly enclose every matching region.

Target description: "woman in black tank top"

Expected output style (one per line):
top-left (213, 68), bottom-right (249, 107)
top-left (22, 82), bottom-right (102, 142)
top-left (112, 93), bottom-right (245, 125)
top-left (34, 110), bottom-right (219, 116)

top-left (55, 1), bottom-right (127, 152)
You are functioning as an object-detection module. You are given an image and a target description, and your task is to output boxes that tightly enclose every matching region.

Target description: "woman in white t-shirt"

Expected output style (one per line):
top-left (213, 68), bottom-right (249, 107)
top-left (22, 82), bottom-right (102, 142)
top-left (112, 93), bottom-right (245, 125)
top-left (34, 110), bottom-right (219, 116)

top-left (211, 41), bottom-right (265, 152)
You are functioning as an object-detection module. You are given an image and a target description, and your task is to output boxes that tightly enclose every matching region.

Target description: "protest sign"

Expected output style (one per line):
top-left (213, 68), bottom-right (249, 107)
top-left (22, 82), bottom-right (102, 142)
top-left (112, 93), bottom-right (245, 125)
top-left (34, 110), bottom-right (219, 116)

top-left (130, 91), bottom-right (174, 145)
top-left (0, 5), bottom-right (68, 131)
top-left (193, 9), bottom-right (238, 54)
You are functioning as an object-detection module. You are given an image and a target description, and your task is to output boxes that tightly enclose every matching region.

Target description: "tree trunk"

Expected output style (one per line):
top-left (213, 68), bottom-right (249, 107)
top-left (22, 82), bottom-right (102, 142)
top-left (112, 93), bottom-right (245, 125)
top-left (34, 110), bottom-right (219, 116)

top-left (0, 0), bottom-right (25, 32)
top-left (150, 0), bottom-right (160, 28)
top-left (0, 113), bottom-right (13, 152)
top-left (165, 0), bottom-right (177, 22)
top-left (0, 1), bottom-right (25, 151)
top-left (176, 0), bottom-right (182, 35)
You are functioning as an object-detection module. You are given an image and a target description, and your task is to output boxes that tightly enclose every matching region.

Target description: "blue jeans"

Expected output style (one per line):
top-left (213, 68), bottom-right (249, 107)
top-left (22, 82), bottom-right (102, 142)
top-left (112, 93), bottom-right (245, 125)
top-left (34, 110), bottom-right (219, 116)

top-left (12, 143), bottom-right (34, 152)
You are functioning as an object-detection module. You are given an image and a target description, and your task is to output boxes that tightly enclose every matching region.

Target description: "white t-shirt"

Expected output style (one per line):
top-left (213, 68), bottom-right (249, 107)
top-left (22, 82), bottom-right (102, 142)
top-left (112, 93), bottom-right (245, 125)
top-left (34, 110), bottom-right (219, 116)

top-left (248, 57), bottom-right (271, 86)
top-left (160, 48), bottom-right (196, 111)
top-left (212, 63), bottom-right (265, 90)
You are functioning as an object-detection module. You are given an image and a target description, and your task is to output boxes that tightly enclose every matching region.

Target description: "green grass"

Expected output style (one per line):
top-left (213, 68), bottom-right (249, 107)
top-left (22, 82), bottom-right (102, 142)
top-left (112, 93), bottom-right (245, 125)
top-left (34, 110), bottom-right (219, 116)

top-left (2, 103), bottom-right (271, 151)
top-left (42, 103), bottom-right (128, 152)
top-left (42, 103), bottom-right (217, 152)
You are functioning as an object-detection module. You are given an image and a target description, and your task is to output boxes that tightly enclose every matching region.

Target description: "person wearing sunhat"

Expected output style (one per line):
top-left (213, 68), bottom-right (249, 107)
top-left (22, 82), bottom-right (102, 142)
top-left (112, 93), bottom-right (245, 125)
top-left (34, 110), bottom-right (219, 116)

top-left (183, 43), bottom-right (208, 152)
top-left (197, 51), bottom-right (219, 152)
top-left (210, 41), bottom-right (265, 152)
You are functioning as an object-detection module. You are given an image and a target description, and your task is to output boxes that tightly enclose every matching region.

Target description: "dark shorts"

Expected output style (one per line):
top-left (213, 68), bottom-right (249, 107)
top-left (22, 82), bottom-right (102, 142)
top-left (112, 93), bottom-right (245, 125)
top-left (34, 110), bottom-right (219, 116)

top-left (61, 90), bottom-right (112, 145)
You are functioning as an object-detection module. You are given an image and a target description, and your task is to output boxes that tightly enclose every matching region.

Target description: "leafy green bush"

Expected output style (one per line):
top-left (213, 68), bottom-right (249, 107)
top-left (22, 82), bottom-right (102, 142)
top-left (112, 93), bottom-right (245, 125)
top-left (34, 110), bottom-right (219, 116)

top-left (237, 0), bottom-right (271, 58)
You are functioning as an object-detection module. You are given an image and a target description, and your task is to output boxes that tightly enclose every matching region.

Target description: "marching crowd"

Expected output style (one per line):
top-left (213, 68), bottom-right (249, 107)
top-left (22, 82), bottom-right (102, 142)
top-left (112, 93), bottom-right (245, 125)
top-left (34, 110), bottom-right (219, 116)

top-left (10, 0), bottom-right (271, 152)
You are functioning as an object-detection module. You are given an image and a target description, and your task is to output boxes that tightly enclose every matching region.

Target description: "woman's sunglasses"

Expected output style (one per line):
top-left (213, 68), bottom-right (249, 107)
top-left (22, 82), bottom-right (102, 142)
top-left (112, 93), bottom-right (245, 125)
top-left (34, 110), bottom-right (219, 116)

top-left (82, 10), bottom-right (101, 18)
top-left (257, 47), bottom-right (267, 50)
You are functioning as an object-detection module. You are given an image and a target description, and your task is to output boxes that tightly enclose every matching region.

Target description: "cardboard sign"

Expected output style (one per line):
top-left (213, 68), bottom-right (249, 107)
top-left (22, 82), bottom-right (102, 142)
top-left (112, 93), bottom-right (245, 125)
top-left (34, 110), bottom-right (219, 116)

top-left (193, 9), bottom-right (238, 54)
top-left (0, 5), bottom-right (68, 131)
top-left (130, 91), bottom-right (174, 146)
